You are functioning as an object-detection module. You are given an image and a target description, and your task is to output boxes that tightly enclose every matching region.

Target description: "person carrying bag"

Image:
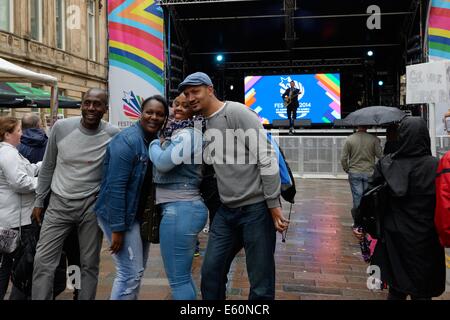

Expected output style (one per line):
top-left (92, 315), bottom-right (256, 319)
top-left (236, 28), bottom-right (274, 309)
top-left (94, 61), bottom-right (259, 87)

top-left (0, 116), bottom-right (41, 300)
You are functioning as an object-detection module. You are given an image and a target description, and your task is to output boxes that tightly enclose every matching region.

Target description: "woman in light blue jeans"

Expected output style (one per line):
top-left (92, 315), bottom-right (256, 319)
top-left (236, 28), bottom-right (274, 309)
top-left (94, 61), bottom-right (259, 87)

top-left (95, 96), bottom-right (168, 299)
top-left (149, 93), bottom-right (207, 300)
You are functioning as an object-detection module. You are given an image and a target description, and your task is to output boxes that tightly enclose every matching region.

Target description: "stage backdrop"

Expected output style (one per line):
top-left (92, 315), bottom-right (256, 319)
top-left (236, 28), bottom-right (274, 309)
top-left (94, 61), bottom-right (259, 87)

top-left (108, 0), bottom-right (164, 129)
top-left (244, 74), bottom-right (341, 124)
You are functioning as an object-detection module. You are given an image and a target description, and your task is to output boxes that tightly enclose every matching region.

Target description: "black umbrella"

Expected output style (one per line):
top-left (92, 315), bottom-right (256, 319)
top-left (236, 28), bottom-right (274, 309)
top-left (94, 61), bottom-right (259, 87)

top-left (343, 106), bottom-right (407, 126)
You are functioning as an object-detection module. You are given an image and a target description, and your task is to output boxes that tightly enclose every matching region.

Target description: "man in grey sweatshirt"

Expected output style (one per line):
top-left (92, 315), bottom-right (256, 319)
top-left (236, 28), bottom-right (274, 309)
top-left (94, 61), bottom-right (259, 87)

top-left (179, 72), bottom-right (289, 300)
top-left (31, 88), bottom-right (119, 300)
top-left (341, 126), bottom-right (382, 222)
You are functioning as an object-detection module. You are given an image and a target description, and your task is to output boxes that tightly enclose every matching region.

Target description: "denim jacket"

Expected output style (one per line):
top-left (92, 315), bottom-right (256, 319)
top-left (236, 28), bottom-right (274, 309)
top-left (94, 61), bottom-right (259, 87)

top-left (149, 127), bottom-right (202, 190)
top-left (95, 122), bottom-right (152, 232)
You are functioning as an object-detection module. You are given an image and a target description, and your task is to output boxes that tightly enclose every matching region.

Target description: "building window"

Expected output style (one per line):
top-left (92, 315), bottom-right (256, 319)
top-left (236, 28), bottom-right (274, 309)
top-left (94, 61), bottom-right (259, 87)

top-left (87, 0), bottom-right (96, 61)
top-left (30, 0), bottom-right (43, 41)
top-left (55, 0), bottom-right (65, 49)
top-left (0, 0), bottom-right (13, 32)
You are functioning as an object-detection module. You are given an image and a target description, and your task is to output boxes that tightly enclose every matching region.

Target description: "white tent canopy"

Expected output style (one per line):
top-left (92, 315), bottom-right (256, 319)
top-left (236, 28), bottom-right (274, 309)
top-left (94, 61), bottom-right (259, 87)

top-left (0, 57), bottom-right (59, 124)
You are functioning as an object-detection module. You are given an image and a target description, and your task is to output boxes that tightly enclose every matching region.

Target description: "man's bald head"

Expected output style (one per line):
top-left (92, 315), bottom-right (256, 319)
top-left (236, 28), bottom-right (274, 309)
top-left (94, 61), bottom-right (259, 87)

top-left (80, 88), bottom-right (109, 130)
top-left (21, 113), bottom-right (41, 130)
top-left (83, 88), bottom-right (108, 106)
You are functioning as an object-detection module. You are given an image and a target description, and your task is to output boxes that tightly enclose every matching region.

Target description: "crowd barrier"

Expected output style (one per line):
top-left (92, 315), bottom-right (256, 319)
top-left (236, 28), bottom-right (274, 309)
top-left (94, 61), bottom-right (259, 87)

top-left (273, 134), bottom-right (450, 178)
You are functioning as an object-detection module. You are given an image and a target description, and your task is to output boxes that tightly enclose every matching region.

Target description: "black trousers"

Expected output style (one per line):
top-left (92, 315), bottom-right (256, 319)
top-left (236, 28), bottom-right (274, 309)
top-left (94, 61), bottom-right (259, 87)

top-left (200, 165), bottom-right (222, 225)
top-left (0, 225), bottom-right (33, 300)
top-left (59, 227), bottom-right (81, 300)
top-left (0, 253), bottom-right (28, 300)
top-left (63, 228), bottom-right (81, 270)
top-left (287, 106), bottom-right (298, 128)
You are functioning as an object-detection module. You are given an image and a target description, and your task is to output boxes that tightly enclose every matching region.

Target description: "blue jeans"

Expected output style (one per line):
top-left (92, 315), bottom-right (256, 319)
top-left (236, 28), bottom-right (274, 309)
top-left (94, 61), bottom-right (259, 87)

top-left (159, 200), bottom-right (208, 300)
top-left (348, 172), bottom-right (370, 209)
top-left (201, 201), bottom-right (276, 300)
top-left (97, 217), bottom-right (150, 300)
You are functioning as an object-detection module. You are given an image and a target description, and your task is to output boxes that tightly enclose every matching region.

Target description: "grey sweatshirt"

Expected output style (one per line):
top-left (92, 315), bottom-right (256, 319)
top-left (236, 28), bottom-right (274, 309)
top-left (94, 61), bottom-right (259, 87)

top-left (34, 117), bottom-right (119, 207)
top-left (205, 101), bottom-right (281, 208)
top-left (340, 131), bottom-right (382, 174)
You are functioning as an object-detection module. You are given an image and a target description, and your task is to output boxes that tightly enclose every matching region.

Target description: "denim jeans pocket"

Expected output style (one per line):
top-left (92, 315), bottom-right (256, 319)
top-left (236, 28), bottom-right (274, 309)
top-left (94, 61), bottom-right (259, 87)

top-left (161, 203), bottom-right (177, 218)
top-left (188, 201), bottom-right (208, 234)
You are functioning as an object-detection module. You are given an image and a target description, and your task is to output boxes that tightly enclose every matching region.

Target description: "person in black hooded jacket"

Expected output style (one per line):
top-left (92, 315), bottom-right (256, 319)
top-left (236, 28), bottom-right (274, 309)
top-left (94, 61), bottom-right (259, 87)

top-left (364, 117), bottom-right (446, 300)
top-left (17, 114), bottom-right (48, 164)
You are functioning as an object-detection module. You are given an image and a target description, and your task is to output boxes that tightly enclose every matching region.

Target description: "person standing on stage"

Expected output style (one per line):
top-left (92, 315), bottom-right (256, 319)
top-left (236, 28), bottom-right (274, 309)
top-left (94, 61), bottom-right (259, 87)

top-left (282, 80), bottom-right (301, 134)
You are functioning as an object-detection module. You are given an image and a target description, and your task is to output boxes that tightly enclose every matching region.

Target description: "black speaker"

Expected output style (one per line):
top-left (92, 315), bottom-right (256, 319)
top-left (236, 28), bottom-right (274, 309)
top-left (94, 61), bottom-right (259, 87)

top-left (294, 119), bottom-right (311, 128)
top-left (272, 119), bottom-right (290, 128)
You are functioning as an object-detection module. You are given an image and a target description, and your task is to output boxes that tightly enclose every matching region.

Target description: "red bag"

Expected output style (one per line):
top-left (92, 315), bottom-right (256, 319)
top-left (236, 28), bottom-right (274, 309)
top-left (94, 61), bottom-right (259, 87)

top-left (435, 151), bottom-right (450, 247)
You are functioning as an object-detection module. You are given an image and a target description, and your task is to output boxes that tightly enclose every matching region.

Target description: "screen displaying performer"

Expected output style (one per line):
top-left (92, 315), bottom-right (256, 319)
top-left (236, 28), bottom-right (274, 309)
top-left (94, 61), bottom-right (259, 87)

top-left (244, 73), bottom-right (341, 124)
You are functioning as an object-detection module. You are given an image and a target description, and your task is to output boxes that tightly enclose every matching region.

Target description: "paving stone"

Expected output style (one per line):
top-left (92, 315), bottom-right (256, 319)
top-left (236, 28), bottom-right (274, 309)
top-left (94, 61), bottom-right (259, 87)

top-left (284, 284), bottom-right (343, 295)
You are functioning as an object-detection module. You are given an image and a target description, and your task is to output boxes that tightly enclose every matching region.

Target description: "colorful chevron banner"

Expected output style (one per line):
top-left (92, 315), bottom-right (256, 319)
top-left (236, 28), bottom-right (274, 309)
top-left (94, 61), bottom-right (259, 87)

top-left (108, 0), bottom-right (165, 128)
top-left (428, 0), bottom-right (450, 61)
top-left (314, 73), bottom-right (341, 123)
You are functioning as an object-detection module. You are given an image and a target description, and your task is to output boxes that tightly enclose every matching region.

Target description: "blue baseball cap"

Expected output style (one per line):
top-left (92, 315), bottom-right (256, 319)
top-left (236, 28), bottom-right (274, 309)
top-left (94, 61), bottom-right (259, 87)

top-left (178, 72), bottom-right (213, 92)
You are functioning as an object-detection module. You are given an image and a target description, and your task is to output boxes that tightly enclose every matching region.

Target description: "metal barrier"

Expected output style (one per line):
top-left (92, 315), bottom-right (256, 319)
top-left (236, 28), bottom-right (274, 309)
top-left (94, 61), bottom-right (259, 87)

top-left (275, 135), bottom-right (450, 179)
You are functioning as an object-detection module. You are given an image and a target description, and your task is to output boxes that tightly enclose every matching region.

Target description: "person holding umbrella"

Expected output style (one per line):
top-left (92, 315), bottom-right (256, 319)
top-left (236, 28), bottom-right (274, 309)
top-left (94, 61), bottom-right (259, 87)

top-left (341, 106), bottom-right (405, 261)
top-left (341, 126), bottom-right (382, 223)
top-left (341, 125), bottom-right (382, 262)
top-left (341, 106), bottom-right (406, 219)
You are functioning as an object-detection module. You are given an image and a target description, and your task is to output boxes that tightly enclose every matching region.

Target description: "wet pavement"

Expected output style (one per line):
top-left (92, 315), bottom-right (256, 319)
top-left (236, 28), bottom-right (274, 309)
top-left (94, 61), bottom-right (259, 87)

top-left (54, 178), bottom-right (450, 300)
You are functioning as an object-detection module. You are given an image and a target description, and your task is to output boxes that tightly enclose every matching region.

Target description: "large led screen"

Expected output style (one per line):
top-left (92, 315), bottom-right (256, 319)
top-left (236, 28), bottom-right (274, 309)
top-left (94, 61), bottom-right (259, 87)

top-left (244, 73), bottom-right (341, 124)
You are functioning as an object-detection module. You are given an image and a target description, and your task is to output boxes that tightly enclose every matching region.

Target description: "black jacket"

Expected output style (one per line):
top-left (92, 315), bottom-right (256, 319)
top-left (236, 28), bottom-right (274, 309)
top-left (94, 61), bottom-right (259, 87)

top-left (369, 117), bottom-right (446, 297)
top-left (17, 128), bottom-right (48, 164)
top-left (282, 87), bottom-right (300, 108)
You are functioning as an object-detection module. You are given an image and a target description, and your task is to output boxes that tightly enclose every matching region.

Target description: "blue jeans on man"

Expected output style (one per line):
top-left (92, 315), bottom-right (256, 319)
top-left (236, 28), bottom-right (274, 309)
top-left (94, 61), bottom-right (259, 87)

top-left (348, 172), bottom-right (370, 219)
top-left (97, 217), bottom-right (150, 300)
top-left (201, 201), bottom-right (276, 300)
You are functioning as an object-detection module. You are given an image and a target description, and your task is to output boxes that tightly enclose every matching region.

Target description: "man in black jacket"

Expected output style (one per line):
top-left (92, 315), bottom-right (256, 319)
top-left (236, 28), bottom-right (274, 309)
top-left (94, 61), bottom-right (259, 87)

top-left (282, 81), bottom-right (300, 134)
top-left (17, 113), bottom-right (48, 164)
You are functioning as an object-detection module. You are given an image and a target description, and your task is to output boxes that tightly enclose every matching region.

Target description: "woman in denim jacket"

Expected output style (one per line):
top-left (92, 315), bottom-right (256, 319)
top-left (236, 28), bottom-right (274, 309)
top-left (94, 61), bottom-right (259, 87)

top-left (149, 94), bottom-right (207, 300)
top-left (95, 95), bottom-right (168, 300)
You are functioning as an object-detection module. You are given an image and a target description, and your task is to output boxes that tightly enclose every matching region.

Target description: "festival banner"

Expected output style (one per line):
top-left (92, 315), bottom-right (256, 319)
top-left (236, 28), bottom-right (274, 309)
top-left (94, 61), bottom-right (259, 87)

top-left (108, 0), bottom-right (165, 128)
top-left (428, 0), bottom-right (450, 61)
top-left (425, 0), bottom-right (450, 145)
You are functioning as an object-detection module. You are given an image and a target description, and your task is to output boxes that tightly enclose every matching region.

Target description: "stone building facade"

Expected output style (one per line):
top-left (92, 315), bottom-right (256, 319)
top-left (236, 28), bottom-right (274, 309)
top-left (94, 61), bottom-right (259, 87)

top-left (0, 0), bottom-right (108, 121)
